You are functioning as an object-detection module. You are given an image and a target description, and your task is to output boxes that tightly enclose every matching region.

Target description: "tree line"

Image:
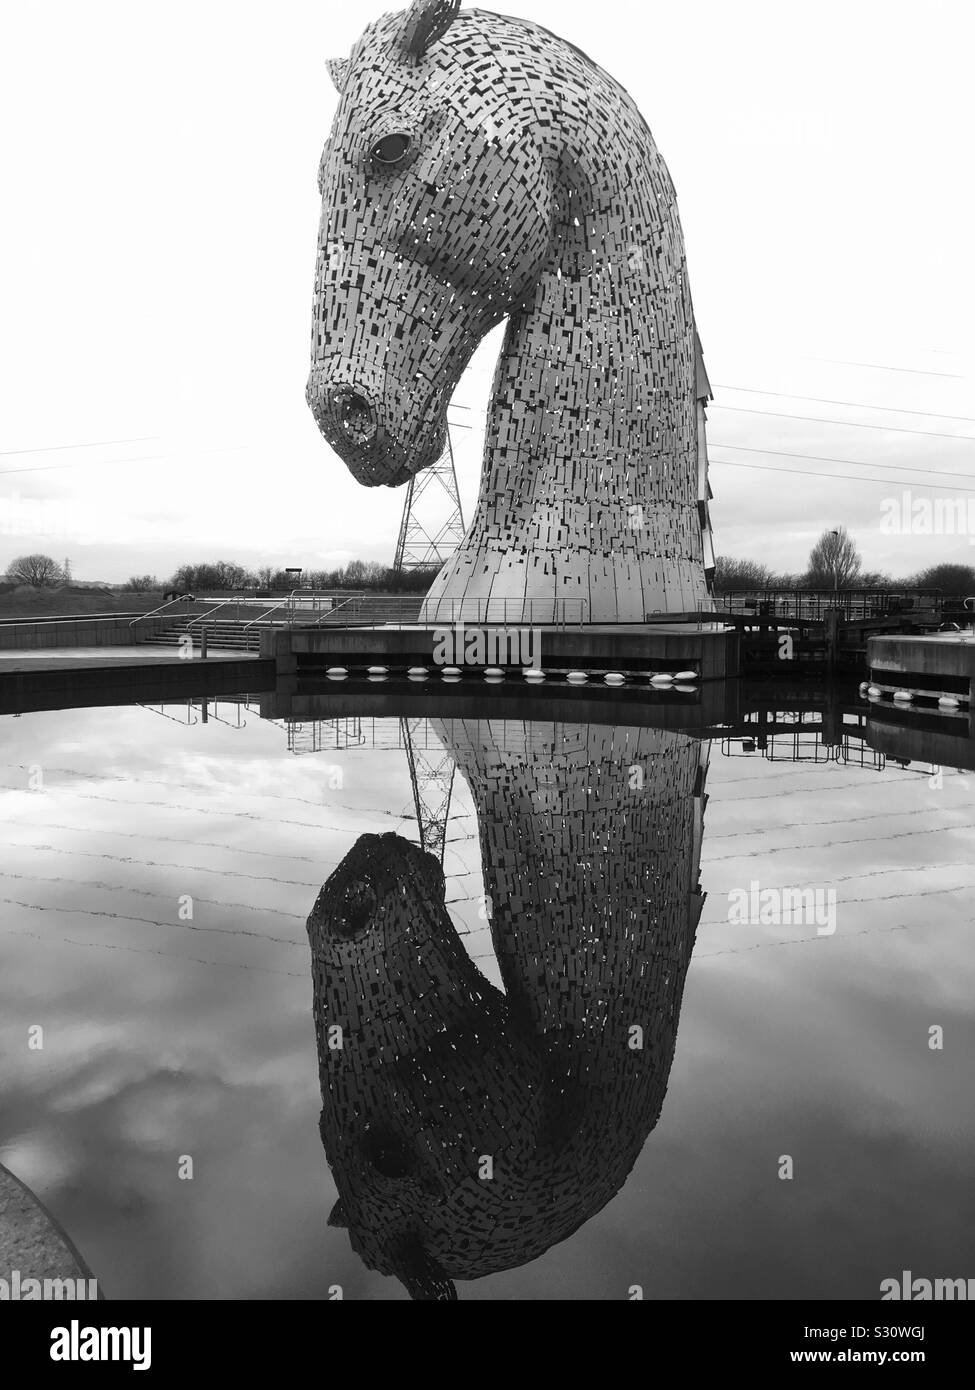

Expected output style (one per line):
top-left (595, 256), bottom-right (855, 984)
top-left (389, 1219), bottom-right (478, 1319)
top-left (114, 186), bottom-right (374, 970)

top-left (714, 529), bottom-right (974, 596)
top-left (3, 555), bottom-right (433, 594)
top-left (6, 535), bottom-right (975, 598)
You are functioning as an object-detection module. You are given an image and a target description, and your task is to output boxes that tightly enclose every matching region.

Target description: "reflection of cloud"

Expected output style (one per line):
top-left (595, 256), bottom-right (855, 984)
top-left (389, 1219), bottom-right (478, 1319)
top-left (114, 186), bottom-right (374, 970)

top-left (1, 701), bottom-right (973, 1299)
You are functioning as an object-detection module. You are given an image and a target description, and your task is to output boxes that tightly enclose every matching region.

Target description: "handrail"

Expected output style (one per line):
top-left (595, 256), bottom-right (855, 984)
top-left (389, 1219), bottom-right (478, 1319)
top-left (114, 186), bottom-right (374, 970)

top-left (185, 600), bottom-right (238, 628)
top-left (243, 592), bottom-right (298, 630)
top-left (306, 593), bottom-right (359, 627)
top-left (301, 595), bottom-right (590, 627)
top-left (128, 596), bottom-right (187, 627)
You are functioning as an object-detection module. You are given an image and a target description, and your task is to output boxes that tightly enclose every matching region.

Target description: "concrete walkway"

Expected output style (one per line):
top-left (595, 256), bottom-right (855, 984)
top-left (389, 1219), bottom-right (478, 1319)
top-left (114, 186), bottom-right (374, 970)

top-left (0, 645), bottom-right (257, 673)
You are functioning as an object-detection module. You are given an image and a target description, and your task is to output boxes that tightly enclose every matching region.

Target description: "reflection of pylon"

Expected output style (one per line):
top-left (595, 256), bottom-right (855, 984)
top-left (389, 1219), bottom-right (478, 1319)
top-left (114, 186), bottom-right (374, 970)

top-left (393, 427), bottom-right (466, 572)
top-left (401, 717), bottom-right (455, 863)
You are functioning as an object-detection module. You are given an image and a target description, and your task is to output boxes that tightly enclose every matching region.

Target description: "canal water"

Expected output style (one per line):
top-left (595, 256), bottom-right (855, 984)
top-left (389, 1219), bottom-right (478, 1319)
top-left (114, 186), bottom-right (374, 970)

top-left (1, 695), bottom-right (973, 1300)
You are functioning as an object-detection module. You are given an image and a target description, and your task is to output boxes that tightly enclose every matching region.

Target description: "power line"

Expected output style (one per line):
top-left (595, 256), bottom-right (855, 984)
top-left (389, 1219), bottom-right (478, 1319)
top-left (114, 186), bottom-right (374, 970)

top-left (0, 444), bottom-right (247, 478)
top-left (0, 452), bottom-right (172, 477)
top-left (713, 405), bottom-right (974, 442)
top-left (802, 356), bottom-right (965, 380)
top-left (0, 436), bottom-right (154, 458)
top-left (710, 458), bottom-right (975, 492)
top-left (712, 385), bottom-right (975, 425)
top-left (451, 396), bottom-right (975, 441)
top-left (710, 441), bottom-right (975, 482)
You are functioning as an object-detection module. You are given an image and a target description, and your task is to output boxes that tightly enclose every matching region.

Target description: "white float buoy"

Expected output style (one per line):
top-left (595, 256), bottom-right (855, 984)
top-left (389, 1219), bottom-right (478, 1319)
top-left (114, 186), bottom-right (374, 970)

top-left (893, 690), bottom-right (913, 703)
top-left (523, 669), bottom-right (545, 681)
top-left (674, 670), bottom-right (698, 682)
top-left (367, 665), bottom-right (388, 676)
top-left (604, 672), bottom-right (625, 685)
top-left (407, 666), bottom-right (428, 677)
top-left (649, 672), bottom-right (674, 685)
top-left (325, 667), bottom-right (348, 678)
top-left (939, 695), bottom-right (961, 708)
top-left (567, 671), bottom-right (588, 684)
top-left (484, 667), bottom-right (505, 679)
top-left (441, 666), bottom-right (462, 677)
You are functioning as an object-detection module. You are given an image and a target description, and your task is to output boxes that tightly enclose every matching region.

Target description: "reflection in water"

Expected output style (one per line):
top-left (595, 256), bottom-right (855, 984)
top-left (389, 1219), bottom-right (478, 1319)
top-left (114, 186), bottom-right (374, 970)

top-left (308, 723), bottom-right (709, 1299)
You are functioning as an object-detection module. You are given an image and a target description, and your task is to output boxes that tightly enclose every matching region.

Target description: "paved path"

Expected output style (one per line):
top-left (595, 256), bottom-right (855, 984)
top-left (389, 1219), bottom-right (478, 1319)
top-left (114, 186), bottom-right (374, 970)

top-left (0, 645), bottom-right (257, 673)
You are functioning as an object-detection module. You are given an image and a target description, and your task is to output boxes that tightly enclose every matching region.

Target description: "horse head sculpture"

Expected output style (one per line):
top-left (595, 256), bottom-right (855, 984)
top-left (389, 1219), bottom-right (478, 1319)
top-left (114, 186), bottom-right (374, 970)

top-left (307, 0), bottom-right (715, 620)
top-left (307, 724), bottom-right (709, 1298)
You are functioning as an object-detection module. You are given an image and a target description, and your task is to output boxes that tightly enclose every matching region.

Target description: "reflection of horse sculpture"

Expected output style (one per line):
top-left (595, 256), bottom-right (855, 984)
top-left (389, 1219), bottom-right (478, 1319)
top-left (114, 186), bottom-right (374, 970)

top-left (308, 0), bottom-right (714, 622)
top-left (307, 725), bottom-right (709, 1299)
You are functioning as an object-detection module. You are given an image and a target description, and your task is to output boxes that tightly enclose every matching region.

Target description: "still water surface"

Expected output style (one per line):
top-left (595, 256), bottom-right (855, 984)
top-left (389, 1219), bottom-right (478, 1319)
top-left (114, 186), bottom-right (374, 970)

top-left (1, 696), bottom-right (973, 1299)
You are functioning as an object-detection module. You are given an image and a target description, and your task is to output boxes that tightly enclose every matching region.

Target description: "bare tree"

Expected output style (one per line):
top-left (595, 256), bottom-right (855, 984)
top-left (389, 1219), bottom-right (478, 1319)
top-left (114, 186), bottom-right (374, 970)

top-left (121, 575), bottom-right (159, 592)
top-left (805, 527), bottom-right (862, 589)
top-left (5, 553), bottom-right (65, 587)
top-left (712, 556), bottom-right (776, 593)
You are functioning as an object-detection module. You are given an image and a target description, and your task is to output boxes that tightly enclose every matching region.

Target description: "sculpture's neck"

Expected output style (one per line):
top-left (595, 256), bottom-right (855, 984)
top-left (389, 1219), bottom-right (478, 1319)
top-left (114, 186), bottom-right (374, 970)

top-left (442, 721), bottom-right (708, 1160)
top-left (420, 48), bottom-right (710, 621)
top-left (491, 112), bottom-right (693, 470)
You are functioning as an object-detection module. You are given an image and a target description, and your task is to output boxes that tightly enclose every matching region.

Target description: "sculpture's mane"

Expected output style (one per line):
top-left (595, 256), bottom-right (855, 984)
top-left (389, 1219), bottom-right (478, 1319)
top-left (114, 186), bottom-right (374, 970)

top-left (481, 11), bottom-right (652, 127)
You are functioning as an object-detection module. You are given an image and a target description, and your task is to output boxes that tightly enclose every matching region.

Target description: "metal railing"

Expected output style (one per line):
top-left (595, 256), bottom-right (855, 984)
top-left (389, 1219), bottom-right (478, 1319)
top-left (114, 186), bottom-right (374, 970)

top-left (243, 589), bottom-right (306, 630)
top-left (712, 588), bottom-right (943, 625)
top-left (185, 598), bottom-right (249, 628)
top-left (417, 597), bottom-right (590, 628)
top-left (129, 589), bottom-right (593, 635)
top-left (303, 595), bottom-right (591, 628)
top-left (128, 596), bottom-right (190, 627)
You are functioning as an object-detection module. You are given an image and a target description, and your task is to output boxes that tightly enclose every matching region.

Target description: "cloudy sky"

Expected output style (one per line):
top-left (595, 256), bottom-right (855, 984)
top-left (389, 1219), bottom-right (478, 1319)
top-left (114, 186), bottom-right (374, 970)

top-left (1, 0), bottom-right (972, 584)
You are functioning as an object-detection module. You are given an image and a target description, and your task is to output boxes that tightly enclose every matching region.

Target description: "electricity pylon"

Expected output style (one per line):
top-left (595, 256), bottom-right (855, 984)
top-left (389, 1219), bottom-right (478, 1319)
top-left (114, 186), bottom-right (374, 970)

top-left (393, 426), bottom-right (465, 572)
top-left (401, 717), bottom-right (456, 864)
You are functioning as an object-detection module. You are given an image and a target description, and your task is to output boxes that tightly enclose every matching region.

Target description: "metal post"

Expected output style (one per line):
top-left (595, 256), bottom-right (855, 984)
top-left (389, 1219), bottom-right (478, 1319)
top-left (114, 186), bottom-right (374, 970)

top-left (825, 608), bottom-right (839, 676)
top-left (201, 625), bottom-right (208, 660)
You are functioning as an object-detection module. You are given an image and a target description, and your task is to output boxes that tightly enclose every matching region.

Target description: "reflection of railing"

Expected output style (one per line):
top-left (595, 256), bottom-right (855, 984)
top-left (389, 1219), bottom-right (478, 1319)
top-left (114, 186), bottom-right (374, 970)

top-left (287, 716), bottom-right (446, 755)
top-left (138, 701), bottom-right (200, 725)
top-left (720, 707), bottom-right (884, 769)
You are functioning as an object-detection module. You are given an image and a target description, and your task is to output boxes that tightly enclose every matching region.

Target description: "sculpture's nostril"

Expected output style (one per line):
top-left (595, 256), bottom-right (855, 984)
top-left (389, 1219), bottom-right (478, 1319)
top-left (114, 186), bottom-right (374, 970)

top-left (332, 390), bottom-right (377, 444)
top-left (361, 1128), bottom-right (415, 1180)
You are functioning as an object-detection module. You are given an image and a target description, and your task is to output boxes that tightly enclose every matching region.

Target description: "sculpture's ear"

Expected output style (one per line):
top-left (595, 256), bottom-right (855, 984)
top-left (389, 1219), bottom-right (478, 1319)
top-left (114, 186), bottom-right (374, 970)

top-left (400, 0), bottom-right (461, 63)
top-left (326, 57), bottom-right (350, 92)
top-left (388, 1236), bottom-right (457, 1301)
top-left (327, 1199), bottom-right (348, 1229)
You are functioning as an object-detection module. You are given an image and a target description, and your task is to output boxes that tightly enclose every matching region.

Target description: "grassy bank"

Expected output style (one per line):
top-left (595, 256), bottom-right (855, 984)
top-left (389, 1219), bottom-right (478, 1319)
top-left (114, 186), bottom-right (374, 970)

top-left (0, 587), bottom-right (164, 619)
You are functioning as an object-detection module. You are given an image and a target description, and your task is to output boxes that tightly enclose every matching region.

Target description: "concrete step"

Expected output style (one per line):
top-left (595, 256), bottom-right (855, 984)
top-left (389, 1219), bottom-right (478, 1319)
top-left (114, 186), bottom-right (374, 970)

top-left (143, 622), bottom-right (261, 652)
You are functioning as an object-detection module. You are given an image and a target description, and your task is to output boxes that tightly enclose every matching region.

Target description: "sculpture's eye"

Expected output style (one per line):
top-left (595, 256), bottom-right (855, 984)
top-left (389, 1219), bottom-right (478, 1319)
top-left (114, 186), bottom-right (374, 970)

top-left (370, 131), bottom-right (412, 166)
